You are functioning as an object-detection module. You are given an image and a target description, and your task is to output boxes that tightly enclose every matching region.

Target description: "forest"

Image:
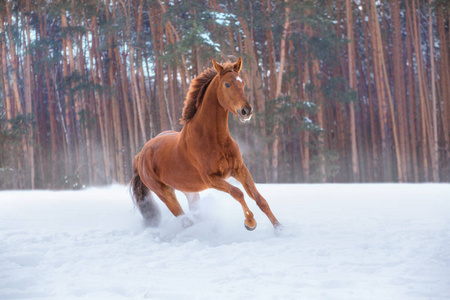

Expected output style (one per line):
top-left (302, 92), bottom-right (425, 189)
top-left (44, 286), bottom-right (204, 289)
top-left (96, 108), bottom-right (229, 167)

top-left (0, 0), bottom-right (449, 189)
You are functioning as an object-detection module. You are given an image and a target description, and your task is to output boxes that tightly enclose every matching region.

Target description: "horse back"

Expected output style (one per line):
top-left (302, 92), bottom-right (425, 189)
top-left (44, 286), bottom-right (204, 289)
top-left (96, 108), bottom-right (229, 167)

top-left (156, 130), bottom-right (178, 138)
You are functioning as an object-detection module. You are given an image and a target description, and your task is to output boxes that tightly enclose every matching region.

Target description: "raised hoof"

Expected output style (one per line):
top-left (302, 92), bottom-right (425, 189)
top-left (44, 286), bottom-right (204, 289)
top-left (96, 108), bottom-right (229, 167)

top-left (244, 219), bottom-right (257, 231)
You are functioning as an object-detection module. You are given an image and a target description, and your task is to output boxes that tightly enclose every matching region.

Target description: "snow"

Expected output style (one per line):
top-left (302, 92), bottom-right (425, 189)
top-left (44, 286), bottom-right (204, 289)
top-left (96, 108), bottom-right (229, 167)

top-left (303, 116), bottom-right (313, 123)
top-left (199, 32), bottom-right (221, 53)
top-left (302, 101), bottom-right (316, 109)
top-left (208, 12), bottom-right (240, 26)
top-left (1, 183), bottom-right (450, 299)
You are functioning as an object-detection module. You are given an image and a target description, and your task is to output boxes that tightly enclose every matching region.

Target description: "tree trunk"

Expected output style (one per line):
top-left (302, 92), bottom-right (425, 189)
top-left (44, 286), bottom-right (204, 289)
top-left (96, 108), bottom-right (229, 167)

top-left (61, 10), bottom-right (75, 179)
top-left (367, 0), bottom-right (393, 181)
top-left (391, 0), bottom-right (409, 181)
top-left (148, 5), bottom-right (170, 132)
top-left (24, 0), bottom-right (35, 188)
top-left (428, 0), bottom-right (439, 181)
top-left (0, 16), bottom-right (13, 126)
top-left (405, 0), bottom-right (420, 182)
top-left (411, 0), bottom-right (430, 181)
top-left (437, 10), bottom-right (450, 179)
top-left (271, 0), bottom-right (290, 182)
top-left (346, 0), bottom-right (360, 182)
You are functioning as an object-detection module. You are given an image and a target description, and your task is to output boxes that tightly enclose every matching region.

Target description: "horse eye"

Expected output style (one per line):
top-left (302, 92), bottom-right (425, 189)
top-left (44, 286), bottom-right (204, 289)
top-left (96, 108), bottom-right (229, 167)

top-left (224, 83), bottom-right (230, 88)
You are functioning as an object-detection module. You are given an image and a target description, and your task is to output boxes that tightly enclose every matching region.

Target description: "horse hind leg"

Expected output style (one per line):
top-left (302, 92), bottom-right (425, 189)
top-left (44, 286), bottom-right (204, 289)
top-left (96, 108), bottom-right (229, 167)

top-left (153, 186), bottom-right (194, 228)
top-left (135, 150), bottom-right (193, 228)
top-left (130, 165), bottom-right (161, 227)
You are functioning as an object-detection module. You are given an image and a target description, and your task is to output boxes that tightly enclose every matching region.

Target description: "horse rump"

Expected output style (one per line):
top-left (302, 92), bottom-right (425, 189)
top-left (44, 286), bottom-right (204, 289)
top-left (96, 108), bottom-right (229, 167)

top-left (130, 155), bottom-right (161, 227)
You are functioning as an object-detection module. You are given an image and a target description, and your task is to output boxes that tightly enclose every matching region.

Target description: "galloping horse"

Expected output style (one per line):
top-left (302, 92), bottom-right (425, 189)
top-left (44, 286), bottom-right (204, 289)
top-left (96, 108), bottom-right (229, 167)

top-left (131, 58), bottom-right (281, 231)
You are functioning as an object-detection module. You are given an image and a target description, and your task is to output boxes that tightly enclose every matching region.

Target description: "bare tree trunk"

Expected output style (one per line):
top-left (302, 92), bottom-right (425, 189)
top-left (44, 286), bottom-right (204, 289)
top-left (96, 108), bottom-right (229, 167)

top-left (437, 10), bottom-right (450, 178)
top-left (135, 0), bottom-right (153, 137)
top-left (428, 0), bottom-right (439, 181)
top-left (0, 16), bottom-right (13, 126)
top-left (90, 18), bottom-right (111, 182)
top-left (129, 47), bottom-right (147, 144)
top-left (367, 0), bottom-right (397, 181)
top-left (270, 0), bottom-right (290, 182)
top-left (40, 6), bottom-right (59, 187)
top-left (360, 4), bottom-right (380, 181)
top-left (405, 0), bottom-right (420, 182)
top-left (391, 0), bottom-right (409, 181)
top-left (301, 60), bottom-right (311, 182)
top-left (24, 0), bottom-right (35, 188)
top-left (148, 5), bottom-right (170, 132)
top-left (346, 0), bottom-right (360, 182)
top-left (6, 4), bottom-right (23, 116)
top-left (411, 0), bottom-right (430, 181)
top-left (238, 10), bottom-right (269, 182)
top-left (61, 10), bottom-right (75, 178)
top-left (107, 0), bottom-right (123, 182)
top-left (116, 49), bottom-right (136, 158)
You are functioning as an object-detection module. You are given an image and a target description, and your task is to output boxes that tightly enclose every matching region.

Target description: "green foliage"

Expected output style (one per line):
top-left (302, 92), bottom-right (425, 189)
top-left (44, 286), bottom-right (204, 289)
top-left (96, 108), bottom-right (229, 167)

top-left (322, 76), bottom-right (358, 105)
top-left (308, 32), bottom-right (345, 67)
top-left (162, 0), bottom-right (234, 65)
top-left (434, 0), bottom-right (450, 11)
top-left (78, 109), bottom-right (96, 129)
top-left (0, 114), bottom-right (34, 188)
top-left (3, 114), bottom-right (34, 140)
top-left (288, 0), bottom-right (346, 67)
top-left (66, 71), bottom-right (104, 98)
top-left (265, 96), bottom-right (322, 134)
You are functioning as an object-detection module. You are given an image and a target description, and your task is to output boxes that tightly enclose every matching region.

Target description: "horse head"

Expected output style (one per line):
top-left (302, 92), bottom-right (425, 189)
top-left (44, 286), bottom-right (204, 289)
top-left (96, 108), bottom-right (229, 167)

top-left (212, 58), bottom-right (253, 123)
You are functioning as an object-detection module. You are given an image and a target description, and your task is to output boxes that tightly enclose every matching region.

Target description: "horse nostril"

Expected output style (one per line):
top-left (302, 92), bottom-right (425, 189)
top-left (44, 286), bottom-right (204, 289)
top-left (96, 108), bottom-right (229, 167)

top-left (241, 108), bottom-right (249, 116)
top-left (241, 107), bottom-right (253, 117)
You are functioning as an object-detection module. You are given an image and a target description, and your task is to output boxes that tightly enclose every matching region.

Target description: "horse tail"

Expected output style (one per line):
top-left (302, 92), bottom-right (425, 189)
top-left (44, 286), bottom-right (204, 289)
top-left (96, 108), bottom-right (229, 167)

top-left (130, 153), bottom-right (161, 227)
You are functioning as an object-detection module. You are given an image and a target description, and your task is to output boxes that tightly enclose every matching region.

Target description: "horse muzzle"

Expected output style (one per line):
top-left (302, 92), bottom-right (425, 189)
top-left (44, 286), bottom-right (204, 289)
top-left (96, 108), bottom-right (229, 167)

top-left (238, 106), bottom-right (253, 123)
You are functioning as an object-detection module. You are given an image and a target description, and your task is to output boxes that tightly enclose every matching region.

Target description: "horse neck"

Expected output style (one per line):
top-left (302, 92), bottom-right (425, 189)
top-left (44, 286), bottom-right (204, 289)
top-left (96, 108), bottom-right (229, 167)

top-left (184, 76), bottom-right (230, 141)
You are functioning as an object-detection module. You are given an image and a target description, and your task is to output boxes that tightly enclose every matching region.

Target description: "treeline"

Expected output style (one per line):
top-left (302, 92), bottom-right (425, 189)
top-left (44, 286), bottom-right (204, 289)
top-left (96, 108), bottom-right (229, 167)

top-left (0, 0), bottom-right (449, 189)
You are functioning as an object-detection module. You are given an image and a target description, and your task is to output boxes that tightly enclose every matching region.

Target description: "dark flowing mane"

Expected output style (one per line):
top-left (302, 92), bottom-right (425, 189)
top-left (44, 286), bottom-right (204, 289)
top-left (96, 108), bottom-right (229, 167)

top-left (180, 62), bottom-right (235, 124)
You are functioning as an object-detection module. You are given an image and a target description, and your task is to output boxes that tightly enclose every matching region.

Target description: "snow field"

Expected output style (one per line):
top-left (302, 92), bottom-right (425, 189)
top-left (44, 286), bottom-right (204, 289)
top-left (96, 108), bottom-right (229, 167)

top-left (1, 183), bottom-right (449, 299)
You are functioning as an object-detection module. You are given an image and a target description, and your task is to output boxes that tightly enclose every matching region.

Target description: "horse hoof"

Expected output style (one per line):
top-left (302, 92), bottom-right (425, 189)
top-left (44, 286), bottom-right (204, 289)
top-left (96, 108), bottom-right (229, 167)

top-left (244, 219), bottom-right (257, 231)
top-left (274, 223), bottom-right (284, 232)
top-left (180, 216), bottom-right (194, 228)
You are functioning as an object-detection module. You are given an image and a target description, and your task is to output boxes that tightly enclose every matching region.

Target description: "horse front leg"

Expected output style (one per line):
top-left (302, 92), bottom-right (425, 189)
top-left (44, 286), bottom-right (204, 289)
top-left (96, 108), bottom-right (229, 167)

top-left (205, 175), bottom-right (257, 230)
top-left (183, 192), bottom-right (201, 218)
top-left (234, 165), bottom-right (282, 230)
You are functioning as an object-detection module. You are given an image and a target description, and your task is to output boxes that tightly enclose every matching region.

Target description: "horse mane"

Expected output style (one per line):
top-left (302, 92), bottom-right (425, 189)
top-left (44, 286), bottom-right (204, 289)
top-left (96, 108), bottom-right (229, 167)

top-left (180, 62), bottom-right (235, 124)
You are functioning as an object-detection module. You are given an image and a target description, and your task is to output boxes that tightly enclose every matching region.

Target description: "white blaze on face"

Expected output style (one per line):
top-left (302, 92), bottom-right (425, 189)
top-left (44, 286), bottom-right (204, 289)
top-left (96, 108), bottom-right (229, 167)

top-left (236, 76), bottom-right (243, 83)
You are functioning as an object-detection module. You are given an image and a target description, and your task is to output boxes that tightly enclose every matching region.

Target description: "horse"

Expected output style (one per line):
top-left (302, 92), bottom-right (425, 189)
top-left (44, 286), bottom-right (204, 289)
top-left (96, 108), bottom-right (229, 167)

top-left (131, 57), bottom-right (282, 231)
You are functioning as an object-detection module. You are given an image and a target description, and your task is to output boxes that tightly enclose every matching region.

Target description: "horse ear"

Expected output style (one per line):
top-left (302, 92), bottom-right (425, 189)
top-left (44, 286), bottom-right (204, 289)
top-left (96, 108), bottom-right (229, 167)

top-left (212, 59), bottom-right (224, 74)
top-left (234, 57), bottom-right (243, 73)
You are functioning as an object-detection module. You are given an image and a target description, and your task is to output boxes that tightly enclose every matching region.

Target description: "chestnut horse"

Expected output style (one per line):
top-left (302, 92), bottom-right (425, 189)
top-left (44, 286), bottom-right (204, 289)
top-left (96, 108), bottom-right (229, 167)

top-left (131, 58), bottom-right (281, 231)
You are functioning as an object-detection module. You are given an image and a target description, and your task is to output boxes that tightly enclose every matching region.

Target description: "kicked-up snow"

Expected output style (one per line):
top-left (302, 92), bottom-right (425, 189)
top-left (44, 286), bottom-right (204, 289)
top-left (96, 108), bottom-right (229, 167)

top-left (1, 183), bottom-right (449, 299)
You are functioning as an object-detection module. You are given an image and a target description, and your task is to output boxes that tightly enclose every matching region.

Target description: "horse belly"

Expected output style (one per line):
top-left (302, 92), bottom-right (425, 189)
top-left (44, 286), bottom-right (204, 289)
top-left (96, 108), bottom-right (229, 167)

top-left (161, 160), bottom-right (207, 192)
top-left (154, 146), bottom-right (208, 193)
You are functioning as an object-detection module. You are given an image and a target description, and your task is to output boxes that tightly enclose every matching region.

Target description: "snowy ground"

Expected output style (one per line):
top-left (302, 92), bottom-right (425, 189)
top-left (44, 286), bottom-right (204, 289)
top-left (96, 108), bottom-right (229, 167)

top-left (1, 183), bottom-right (449, 300)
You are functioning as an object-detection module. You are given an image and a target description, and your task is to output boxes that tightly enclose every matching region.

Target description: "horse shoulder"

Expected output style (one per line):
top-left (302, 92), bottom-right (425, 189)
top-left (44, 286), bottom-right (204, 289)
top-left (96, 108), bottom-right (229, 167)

top-left (225, 137), bottom-right (246, 171)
